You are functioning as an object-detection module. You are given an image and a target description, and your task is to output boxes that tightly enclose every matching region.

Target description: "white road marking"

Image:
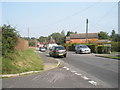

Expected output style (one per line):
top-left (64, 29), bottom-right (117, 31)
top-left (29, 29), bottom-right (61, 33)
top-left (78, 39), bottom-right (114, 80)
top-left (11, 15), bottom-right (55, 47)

top-left (63, 67), bottom-right (67, 69)
top-left (76, 73), bottom-right (82, 76)
top-left (66, 68), bottom-right (70, 70)
top-left (71, 71), bottom-right (76, 73)
top-left (81, 76), bottom-right (89, 80)
top-left (88, 80), bottom-right (98, 86)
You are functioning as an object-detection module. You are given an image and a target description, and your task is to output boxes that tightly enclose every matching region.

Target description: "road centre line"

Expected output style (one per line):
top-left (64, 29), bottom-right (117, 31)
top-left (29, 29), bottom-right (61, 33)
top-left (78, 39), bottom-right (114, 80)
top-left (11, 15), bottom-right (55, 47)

top-left (71, 71), bottom-right (76, 73)
top-left (88, 80), bottom-right (98, 86)
top-left (66, 68), bottom-right (70, 70)
top-left (62, 66), bottom-right (98, 86)
top-left (81, 76), bottom-right (89, 80)
top-left (63, 66), bottom-right (67, 69)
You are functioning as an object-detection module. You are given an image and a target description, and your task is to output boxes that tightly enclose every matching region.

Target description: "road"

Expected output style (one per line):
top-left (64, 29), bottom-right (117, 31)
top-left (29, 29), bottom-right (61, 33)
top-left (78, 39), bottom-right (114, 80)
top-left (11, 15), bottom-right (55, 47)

top-left (59, 52), bottom-right (118, 88)
top-left (2, 51), bottom-right (118, 88)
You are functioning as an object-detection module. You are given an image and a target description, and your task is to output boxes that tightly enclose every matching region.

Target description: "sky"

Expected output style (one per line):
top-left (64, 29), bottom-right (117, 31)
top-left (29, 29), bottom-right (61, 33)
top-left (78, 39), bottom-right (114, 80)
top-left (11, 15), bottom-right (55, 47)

top-left (1, 0), bottom-right (119, 38)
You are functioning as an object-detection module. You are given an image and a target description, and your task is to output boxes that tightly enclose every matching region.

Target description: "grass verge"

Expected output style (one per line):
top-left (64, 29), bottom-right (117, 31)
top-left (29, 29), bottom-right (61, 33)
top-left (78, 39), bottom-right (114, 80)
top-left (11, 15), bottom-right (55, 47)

top-left (2, 48), bottom-right (44, 74)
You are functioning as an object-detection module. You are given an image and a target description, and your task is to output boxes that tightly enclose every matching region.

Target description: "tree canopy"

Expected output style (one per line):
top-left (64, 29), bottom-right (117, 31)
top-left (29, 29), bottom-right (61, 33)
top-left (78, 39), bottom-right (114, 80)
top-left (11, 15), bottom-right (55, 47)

top-left (98, 31), bottom-right (110, 40)
top-left (2, 25), bottom-right (19, 56)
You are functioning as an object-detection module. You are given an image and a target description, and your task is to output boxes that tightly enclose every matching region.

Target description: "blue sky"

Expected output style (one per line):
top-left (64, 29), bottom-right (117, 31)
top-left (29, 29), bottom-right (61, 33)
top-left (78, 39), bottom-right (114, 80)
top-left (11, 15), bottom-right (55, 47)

top-left (1, 1), bottom-right (118, 38)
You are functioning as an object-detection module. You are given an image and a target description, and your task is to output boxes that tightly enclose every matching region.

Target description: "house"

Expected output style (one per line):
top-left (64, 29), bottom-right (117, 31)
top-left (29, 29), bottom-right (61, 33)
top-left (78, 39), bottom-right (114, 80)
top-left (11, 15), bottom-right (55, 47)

top-left (98, 40), bottom-right (111, 45)
top-left (66, 33), bottom-right (98, 44)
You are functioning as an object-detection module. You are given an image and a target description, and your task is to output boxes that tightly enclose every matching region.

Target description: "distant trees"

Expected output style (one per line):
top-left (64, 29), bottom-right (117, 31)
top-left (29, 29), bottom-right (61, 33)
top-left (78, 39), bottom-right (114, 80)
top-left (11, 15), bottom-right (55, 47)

top-left (66, 31), bottom-right (75, 36)
top-left (110, 30), bottom-right (120, 42)
top-left (98, 30), bottom-right (120, 42)
top-left (98, 31), bottom-right (109, 40)
top-left (2, 25), bottom-right (19, 56)
top-left (38, 36), bottom-right (48, 43)
top-left (48, 33), bottom-right (65, 45)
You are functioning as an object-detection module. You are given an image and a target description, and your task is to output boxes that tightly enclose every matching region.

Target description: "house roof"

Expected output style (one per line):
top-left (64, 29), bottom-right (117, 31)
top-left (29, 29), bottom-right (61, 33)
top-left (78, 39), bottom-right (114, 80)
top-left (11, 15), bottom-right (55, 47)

top-left (66, 37), bottom-right (70, 41)
top-left (70, 33), bottom-right (98, 39)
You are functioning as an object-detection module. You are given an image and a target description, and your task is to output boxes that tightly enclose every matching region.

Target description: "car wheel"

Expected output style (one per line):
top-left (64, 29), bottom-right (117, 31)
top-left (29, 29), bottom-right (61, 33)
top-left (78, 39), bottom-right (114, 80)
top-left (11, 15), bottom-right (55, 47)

top-left (64, 55), bottom-right (66, 57)
top-left (49, 53), bottom-right (52, 57)
top-left (75, 51), bottom-right (77, 54)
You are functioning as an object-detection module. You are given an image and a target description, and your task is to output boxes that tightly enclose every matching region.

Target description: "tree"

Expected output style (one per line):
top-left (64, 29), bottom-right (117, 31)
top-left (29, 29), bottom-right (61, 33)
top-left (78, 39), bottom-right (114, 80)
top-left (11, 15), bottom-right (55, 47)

top-left (98, 31), bottom-right (109, 39)
top-left (38, 36), bottom-right (48, 43)
top-left (110, 30), bottom-right (120, 42)
top-left (66, 31), bottom-right (74, 36)
top-left (110, 30), bottom-right (116, 41)
top-left (29, 39), bottom-right (36, 46)
top-left (61, 30), bottom-right (65, 37)
top-left (2, 24), bottom-right (19, 56)
top-left (48, 33), bottom-right (64, 45)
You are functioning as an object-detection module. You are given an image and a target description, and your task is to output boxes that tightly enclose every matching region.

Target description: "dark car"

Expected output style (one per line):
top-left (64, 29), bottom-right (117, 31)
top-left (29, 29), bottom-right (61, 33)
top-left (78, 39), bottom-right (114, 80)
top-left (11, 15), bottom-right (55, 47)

top-left (49, 46), bottom-right (67, 58)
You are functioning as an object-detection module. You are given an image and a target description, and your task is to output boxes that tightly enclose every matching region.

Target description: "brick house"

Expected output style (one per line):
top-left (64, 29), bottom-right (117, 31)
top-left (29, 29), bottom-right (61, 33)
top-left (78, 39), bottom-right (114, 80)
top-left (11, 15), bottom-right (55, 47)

top-left (66, 33), bottom-right (98, 44)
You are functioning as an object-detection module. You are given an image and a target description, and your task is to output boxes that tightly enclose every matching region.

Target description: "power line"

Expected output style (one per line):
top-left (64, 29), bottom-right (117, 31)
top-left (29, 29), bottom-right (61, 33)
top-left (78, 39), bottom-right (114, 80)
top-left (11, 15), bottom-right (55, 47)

top-left (40, 1), bottom-right (101, 30)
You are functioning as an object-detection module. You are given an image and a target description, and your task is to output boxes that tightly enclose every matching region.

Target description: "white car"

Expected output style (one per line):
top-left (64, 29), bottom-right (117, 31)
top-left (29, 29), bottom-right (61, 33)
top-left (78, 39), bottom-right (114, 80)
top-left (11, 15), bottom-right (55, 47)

top-left (39, 47), bottom-right (46, 52)
top-left (75, 45), bottom-right (91, 54)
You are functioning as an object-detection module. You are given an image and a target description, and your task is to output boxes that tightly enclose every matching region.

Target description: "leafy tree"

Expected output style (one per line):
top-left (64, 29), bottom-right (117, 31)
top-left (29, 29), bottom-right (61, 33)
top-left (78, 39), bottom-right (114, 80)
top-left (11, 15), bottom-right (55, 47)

top-left (98, 31), bottom-right (109, 39)
top-left (38, 36), bottom-right (48, 43)
top-left (61, 30), bottom-right (65, 37)
top-left (2, 25), bottom-right (19, 56)
top-left (110, 30), bottom-right (116, 41)
top-left (48, 33), bottom-right (64, 45)
top-left (29, 39), bottom-right (36, 46)
top-left (110, 30), bottom-right (120, 42)
top-left (66, 31), bottom-right (74, 36)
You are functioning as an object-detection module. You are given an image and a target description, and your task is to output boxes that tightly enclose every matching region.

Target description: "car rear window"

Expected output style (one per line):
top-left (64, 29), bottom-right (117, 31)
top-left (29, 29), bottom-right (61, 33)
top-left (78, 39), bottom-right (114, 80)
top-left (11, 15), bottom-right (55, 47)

top-left (55, 47), bottom-right (65, 50)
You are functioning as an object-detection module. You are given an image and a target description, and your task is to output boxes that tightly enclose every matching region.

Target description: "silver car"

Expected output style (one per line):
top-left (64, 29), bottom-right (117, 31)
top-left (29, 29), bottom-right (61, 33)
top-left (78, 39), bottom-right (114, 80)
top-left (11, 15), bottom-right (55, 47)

top-left (75, 45), bottom-right (91, 54)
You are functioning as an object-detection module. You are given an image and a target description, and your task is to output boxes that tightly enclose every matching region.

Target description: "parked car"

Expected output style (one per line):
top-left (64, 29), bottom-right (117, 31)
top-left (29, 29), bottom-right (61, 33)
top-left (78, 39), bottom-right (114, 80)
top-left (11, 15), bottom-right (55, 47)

top-left (75, 45), bottom-right (91, 54)
top-left (49, 45), bottom-right (67, 57)
top-left (39, 47), bottom-right (46, 52)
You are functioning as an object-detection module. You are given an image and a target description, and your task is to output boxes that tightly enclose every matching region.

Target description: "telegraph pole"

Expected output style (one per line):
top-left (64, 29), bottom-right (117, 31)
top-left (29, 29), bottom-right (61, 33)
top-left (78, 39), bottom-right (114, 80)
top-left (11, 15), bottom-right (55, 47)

top-left (86, 19), bottom-right (88, 44)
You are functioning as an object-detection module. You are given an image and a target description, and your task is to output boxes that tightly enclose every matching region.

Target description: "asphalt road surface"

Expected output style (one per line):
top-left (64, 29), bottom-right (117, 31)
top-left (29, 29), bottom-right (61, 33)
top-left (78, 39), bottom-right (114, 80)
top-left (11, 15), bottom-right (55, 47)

top-left (59, 52), bottom-right (118, 88)
top-left (2, 51), bottom-right (118, 88)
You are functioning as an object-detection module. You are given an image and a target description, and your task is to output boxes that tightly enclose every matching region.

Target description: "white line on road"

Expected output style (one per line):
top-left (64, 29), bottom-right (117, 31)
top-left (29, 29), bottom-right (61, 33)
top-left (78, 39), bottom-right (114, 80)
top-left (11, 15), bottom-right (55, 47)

top-left (66, 68), bottom-right (70, 70)
top-left (71, 71), bottom-right (76, 73)
top-left (81, 76), bottom-right (89, 80)
top-left (63, 67), bottom-right (67, 69)
top-left (88, 80), bottom-right (98, 86)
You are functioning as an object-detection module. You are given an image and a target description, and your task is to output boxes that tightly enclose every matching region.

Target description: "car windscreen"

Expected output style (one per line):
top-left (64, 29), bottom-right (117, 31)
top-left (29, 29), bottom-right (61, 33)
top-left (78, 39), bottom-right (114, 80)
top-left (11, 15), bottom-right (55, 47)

top-left (79, 46), bottom-right (88, 48)
top-left (55, 47), bottom-right (65, 50)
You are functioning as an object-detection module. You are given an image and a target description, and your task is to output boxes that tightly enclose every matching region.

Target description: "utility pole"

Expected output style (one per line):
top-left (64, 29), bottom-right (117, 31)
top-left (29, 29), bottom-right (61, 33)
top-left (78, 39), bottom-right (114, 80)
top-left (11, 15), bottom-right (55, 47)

top-left (86, 19), bottom-right (88, 44)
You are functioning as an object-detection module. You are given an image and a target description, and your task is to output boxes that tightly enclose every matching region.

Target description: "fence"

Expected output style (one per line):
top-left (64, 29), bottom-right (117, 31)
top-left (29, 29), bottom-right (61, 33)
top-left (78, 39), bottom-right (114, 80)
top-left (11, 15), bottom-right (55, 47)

top-left (16, 38), bottom-right (28, 50)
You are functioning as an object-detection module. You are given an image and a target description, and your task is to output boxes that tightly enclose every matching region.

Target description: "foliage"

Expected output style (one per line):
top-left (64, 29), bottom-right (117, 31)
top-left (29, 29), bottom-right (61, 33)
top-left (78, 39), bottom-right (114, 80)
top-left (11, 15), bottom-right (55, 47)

top-left (2, 48), bottom-right (44, 74)
top-left (48, 32), bottom-right (65, 45)
top-left (98, 31), bottom-right (110, 40)
top-left (29, 39), bottom-right (36, 46)
top-left (66, 31), bottom-right (75, 36)
top-left (110, 30), bottom-right (120, 42)
top-left (2, 25), bottom-right (19, 56)
top-left (96, 46), bottom-right (111, 54)
top-left (111, 42), bottom-right (120, 52)
top-left (61, 30), bottom-right (65, 37)
top-left (38, 36), bottom-right (48, 43)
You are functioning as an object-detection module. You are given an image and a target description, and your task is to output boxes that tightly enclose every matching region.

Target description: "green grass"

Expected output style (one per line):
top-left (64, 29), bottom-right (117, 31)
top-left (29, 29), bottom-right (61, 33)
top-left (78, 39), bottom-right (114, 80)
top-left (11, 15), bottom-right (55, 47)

top-left (2, 48), bottom-right (44, 74)
top-left (102, 55), bottom-right (120, 59)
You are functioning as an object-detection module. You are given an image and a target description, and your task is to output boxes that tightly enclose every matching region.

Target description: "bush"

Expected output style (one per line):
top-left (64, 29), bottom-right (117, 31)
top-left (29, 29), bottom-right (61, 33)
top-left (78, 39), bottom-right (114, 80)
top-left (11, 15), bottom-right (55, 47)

top-left (111, 42), bottom-right (120, 52)
top-left (86, 44), bottom-right (96, 53)
top-left (2, 25), bottom-right (19, 57)
top-left (97, 46), bottom-right (105, 54)
top-left (97, 46), bottom-right (111, 54)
